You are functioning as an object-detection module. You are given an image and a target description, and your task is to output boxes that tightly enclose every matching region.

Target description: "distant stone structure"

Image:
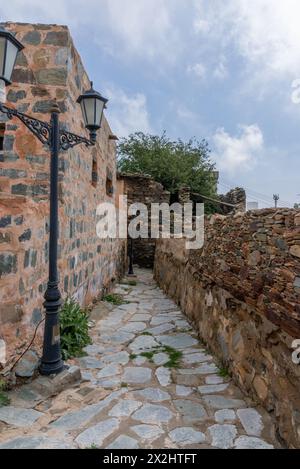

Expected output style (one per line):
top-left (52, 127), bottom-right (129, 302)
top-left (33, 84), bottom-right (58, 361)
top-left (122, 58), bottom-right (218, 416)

top-left (0, 23), bottom-right (125, 366)
top-left (219, 187), bottom-right (246, 214)
top-left (154, 208), bottom-right (300, 448)
top-left (117, 173), bottom-right (170, 268)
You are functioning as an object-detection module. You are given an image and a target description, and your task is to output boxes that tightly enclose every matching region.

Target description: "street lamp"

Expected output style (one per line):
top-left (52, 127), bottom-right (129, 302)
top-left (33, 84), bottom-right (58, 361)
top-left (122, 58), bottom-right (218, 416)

top-left (0, 25), bottom-right (24, 85)
top-left (77, 83), bottom-right (108, 144)
top-left (0, 25), bottom-right (108, 376)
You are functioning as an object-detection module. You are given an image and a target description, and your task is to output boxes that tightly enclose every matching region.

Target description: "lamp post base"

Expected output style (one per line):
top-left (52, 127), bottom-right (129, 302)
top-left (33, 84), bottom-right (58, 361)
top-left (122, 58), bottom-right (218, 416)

top-left (39, 359), bottom-right (65, 376)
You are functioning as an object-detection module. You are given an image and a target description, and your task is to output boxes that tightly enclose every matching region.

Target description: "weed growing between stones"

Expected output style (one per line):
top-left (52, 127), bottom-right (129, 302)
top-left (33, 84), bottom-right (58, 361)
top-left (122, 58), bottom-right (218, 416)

top-left (0, 380), bottom-right (10, 407)
top-left (141, 332), bottom-right (153, 336)
top-left (162, 346), bottom-right (183, 369)
top-left (103, 294), bottom-right (129, 306)
top-left (132, 345), bottom-right (183, 369)
top-left (129, 354), bottom-right (138, 360)
top-left (60, 298), bottom-right (92, 360)
top-left (140, 351), bottom-right (155, 363)
top-left (218, 365), bottom-right (230, 378)
top-left (121, 382), bottom-right (128, 388)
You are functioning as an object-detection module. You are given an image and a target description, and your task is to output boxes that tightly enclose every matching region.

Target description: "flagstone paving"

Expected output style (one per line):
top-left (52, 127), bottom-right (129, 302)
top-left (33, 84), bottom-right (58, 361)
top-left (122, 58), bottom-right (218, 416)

top-left (0, 269), bottom-right (280, 449)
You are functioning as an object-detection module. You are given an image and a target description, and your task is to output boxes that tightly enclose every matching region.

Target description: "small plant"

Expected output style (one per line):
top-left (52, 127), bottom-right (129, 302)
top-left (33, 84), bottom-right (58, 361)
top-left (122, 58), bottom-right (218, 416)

top-left (162, 346), bottom-right (183, 369)
top-left (141, 332), bottom-right (153, 336)
top-left (218, 366), bottom-right (230, 378)
top-left (129, 354), bottom-right (137, 360)
top-left (141, 351), bottom-right (155, 362)
top-left (103, 294), bottom-right (129, 306)
top-left (121, 382), bottom-right (128, 388)
top-left (60, 298), bottom-right (92, 360)
top-left (0, 380), bottom-right (10, 407)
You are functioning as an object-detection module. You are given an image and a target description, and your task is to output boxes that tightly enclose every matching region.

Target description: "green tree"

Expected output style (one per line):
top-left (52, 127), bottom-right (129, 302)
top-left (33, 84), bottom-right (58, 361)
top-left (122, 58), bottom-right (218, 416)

top-left (117, 132), bottom-right (218, 200)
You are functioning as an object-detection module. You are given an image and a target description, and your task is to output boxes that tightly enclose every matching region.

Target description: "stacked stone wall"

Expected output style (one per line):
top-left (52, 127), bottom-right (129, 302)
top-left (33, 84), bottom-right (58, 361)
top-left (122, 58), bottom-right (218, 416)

top-left (154, 208), bottom-right (300, 447)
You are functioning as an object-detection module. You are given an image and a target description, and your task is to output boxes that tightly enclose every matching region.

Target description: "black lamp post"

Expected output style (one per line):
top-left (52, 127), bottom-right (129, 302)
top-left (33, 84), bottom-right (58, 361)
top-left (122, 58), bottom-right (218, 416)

top-left (0, 25), bottom-right (108, 376)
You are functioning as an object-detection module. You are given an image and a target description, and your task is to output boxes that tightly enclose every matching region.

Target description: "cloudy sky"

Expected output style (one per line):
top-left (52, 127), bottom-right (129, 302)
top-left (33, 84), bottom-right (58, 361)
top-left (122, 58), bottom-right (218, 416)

top-left (1, 0), bottom-right (300, 207)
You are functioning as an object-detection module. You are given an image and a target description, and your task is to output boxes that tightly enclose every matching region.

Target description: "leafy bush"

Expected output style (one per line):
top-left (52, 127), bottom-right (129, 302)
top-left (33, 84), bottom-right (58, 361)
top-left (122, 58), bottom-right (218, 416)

top-left (60, 298), bottom-right (92, 361)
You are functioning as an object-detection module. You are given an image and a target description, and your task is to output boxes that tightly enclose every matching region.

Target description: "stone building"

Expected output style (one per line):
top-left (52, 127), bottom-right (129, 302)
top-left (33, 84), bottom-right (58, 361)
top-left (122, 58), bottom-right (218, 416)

top-left (0, 23), bottom-right (125, 365)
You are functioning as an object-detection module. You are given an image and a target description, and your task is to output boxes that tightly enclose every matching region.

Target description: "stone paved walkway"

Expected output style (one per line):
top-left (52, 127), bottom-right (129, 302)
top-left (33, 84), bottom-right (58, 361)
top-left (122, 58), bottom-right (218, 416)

top-left (0, 269), bottom-right (279, 449)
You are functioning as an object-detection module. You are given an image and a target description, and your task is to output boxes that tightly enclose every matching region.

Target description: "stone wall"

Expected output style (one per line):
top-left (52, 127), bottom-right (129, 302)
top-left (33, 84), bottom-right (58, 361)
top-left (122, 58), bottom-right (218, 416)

top-left (154, 208), bottom-right (300, 448)
top-left (118, 173), bottom-right (170, 268)
top-left (0, 23), bottom-right (125, 367)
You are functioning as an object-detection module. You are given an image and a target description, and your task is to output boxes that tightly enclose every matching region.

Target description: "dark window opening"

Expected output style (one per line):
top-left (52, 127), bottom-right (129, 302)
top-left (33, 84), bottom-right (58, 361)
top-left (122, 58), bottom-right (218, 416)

top-left (91, 156), bottom-right (98, 188)
top-left (106, 170), bottom-right (114, 197)
top-left (0, 124), bottom-right (5, 152)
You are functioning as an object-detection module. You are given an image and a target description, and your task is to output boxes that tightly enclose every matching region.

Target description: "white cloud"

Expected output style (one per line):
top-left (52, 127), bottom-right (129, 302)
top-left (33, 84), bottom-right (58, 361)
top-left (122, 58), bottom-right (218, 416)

top-left (0, 0), bottom-right (181, 62)
top-left (187, 63), bottom-right (206, 79)
top-left (193, 0), bottom-right (300, 80)
top-left (213, 56), bottom-right (228, 80)
top-left (212, 124), bottom-right (264, 174)
top-left (104, 86), bottom-right (152, 137)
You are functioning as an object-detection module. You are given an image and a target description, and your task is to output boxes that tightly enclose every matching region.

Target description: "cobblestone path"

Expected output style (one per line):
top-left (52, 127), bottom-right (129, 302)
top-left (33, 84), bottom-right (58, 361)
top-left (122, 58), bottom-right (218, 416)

top-left (0, 269), bottom-right (279, 449)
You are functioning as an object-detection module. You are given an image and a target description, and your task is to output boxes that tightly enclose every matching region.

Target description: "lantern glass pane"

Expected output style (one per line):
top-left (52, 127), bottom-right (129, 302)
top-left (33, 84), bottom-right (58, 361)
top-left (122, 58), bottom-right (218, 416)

top-left (95, 99), bottom-right (105, 127)
top-left (0, 37), bottom-right (5, 78)
top-left (82, 97), bottom-right (95, 127)
top-left (4, 40), bottom-right (18, 82)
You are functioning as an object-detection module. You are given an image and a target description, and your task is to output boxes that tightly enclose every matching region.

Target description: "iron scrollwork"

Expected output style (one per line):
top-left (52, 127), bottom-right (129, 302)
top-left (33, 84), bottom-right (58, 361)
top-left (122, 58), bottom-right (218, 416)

top-left (59, 129), bottom-right (94, 151)
top-left (0, 103), bottom-right (95, 150)
top-left (0, 103), bottom-right (51, 146)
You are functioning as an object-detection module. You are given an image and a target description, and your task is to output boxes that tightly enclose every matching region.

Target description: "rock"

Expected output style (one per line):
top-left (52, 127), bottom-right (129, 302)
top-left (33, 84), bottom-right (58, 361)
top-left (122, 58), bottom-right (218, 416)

top-left (109, 400), bottom-right (142, 417)
top-left (134, 388), bottom-right (171, 402)
top-left (209, 424), bottom-right (237, 449)
top-left (198, 384), bottom-right (229, 394)
top-left (153, 352), bottom-right (169, 366)
top-left (157, 334), bottom-right (198, 349)
top-left (237, 409), bottom-right (264, 437)
top-left (178, 364), bottom-right (219, 375)
top-left (253, 376), bottom-right (268, 401)
top-left (122, 367), bottom-right (152, 384)
top-left (133, 356), bottom-right (147, 366)
top-left (51, 390), bottom-right (125, 430)
top-left (176, 386), bottom-right (193, 397)
top-left (15, 351), bottom-right (40, 378)
top-left (205, 375), bottom-right (225, 385)
top-left (156, 367), bottom-right (172, 387)
top-left (169, 427), bottom-right (206, 445)
top-left (234, 436), bottom-right (274, 450)
top-left (120, 322), bottom-right (147, 333)
top-left (215, 409), bottom-right (236, 424)
top-left (99, 351), bottom-right (130, 366)
top-left (97, 364), bottom-right (121, 379)
top-left (129, 336), bottom-right (160, 352)
top-left (100, 331), bottom-right (134, 345)
top-left (132, 424), bottom-right (164, 440)
top-left (132, 404), bottom-right (174, 424)
top-left (107, 435), bottom-right (139, 449)
top-left (150, 316), bottom-right (174, 326)
top-left (75, 418), bottom-right (119, 449)
top-left (173, 400), bottom-right (208, 423)
top-left (0, 407), bottom-right (43, 427)
top-left (36, 68), bottom-right (68, 86)
top-left (146, 324), bottom-right (175, 335)
top-left (0, 436), bottom-right (74, 449)
top-left (183, 352), bottom-right (212, 365)
top-left (290, 245), bottom-right (300, 258)
top-left (44, 31), bottom-right (69, 46)
top-left (130, 314), bottom-right (151, 322)
top-left (203, 395), bottom-right (246, 410)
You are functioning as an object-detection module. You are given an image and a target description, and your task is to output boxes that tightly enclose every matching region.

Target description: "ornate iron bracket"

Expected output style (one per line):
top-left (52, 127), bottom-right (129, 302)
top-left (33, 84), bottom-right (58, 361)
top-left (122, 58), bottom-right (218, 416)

top-left (59, 129), bottom-right (94, 151)
top-left (0, 103), bottom-right (94, 151)
top-left (0, 102), bottom-right (51, 146)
